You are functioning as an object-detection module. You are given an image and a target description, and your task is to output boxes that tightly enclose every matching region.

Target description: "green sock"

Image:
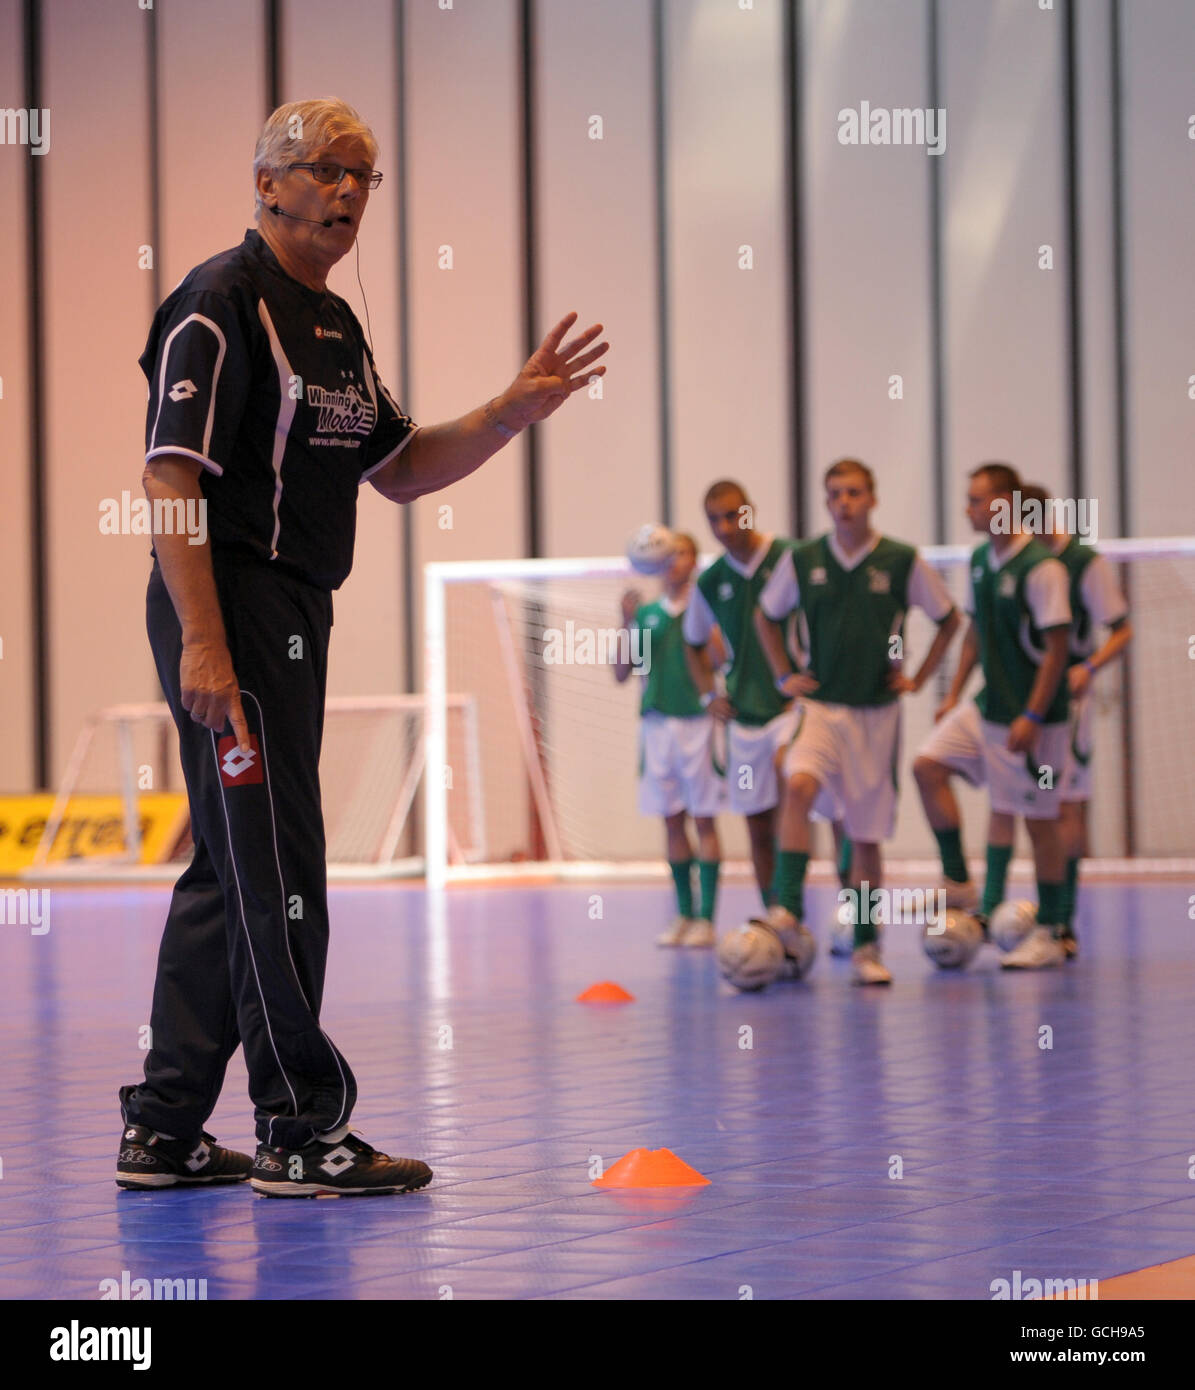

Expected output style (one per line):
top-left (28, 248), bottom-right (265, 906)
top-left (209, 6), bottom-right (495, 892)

top-left (772, 850), bottom-right (809, 922)
top-left (934, 827), bottom-right (968, 884)
top-left (1037, 880), bottom-right (1064, 936)
top-left (697, 860), bottom-right (720, 921)
top-left (981, 844), bottom-right (1013, 916)
top-left (837, 836), bottom-right (853, 889)
top-left (1061, 857), bottom-right (1080, 933)
top-left (669, 859), bottom-right (694, 918)
top-left (852, 885), bottom-right (878, 949)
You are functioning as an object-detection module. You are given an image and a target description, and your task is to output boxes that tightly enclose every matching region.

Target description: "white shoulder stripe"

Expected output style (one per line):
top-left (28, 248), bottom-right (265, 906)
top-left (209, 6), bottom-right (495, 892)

top-left (150, 313), bottom-right (227, 459)
top-left (145, 445), bottom-right (224, 477)
top-left (257, 301), bottom-right (297, 560)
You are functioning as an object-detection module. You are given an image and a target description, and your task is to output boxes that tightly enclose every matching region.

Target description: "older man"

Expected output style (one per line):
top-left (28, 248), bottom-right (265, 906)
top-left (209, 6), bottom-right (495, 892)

top-left (117, 98), bottom-right (607, 1196)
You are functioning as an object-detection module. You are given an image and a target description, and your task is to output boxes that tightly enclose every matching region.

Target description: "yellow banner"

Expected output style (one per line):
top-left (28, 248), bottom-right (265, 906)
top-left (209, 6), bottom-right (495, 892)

top-left (0, 794), bottom-right (188, 876)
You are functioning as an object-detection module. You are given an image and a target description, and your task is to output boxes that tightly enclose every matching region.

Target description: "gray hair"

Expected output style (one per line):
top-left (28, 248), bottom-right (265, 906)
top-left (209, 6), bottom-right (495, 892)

top-left (252, 98), bottom-right (379, 220)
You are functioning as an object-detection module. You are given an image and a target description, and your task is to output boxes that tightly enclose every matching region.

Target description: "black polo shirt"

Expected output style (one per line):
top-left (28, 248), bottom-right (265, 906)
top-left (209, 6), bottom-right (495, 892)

top-left (139, 228), bottom-right (417, 590)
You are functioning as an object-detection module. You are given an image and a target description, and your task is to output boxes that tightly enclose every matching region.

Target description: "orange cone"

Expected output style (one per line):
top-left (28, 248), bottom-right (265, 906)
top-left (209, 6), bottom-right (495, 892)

top-left (592, 1147), bottom-right (710, 1188)
top-left (576, 981), bottom-right (634, 1003)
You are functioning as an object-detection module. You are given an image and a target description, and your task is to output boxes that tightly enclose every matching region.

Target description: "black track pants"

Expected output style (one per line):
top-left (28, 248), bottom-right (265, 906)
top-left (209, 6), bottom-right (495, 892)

top-left (120, 557), bottom-right (356, 1149)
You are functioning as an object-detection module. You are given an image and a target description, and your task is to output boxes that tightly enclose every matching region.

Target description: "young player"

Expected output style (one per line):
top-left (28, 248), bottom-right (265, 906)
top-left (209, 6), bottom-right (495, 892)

top-left (755, 459), bottom-right (959, 985)
top-left (913, 464), bottom-right (1073, 969)
top-left (615, 534), bottom-right (725, 947)
top-left (683, 481), bottom-right (797, 911)
top-left (980, 483), bottom-right (1132, 956)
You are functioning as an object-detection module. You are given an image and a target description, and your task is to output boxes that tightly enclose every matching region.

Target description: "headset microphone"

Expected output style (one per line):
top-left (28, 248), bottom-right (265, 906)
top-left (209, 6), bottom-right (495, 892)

top-left (270, 204), bottom-right (334, 229)
top-left (269, 204), bottom-right (374, 353)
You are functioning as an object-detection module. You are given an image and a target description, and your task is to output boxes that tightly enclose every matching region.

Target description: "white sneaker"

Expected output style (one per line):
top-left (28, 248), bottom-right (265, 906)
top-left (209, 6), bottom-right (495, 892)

top-left (682, 918), bottom-right (715, 948)
top-left (852, 942), bottom-right (892, 986)
top-left (1000, 925), bottom-right (1066, 970)
top-left (942, 879), bottom-right (979, 911)
top-left (656, 916), bottom-right (695, 947)
top-left (766, 906), bottom-right (816, 979)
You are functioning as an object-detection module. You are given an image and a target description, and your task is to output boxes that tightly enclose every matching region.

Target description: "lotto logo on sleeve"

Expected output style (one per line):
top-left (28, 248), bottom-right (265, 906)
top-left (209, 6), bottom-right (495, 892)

top-left (217, 735), bottom-right (263, 786)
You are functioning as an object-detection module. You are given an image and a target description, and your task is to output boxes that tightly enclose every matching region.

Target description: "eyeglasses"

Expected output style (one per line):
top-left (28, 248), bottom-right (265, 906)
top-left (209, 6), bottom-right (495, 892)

top-left (289, 162), bottom-right (383, 191)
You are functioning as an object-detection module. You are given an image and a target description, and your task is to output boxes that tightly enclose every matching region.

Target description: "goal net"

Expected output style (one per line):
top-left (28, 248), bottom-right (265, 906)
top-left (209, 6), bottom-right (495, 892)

top-left (28, 695), bottom-right (483, 881)
top-left (424, 539), bottom-right (1195, 886)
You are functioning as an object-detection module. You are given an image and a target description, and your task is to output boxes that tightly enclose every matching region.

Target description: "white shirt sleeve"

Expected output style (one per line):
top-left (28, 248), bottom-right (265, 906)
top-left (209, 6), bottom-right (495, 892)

top-left (1080, 553), bottom-right (1129, 627)
top-left (759, 548), bottom-right (799, 621)
top-left (683, 584), bottom-right (716, 646)
top-left (1024, 557), bottom-right (1072, 630)
top-left (908, 554), bottom-right (954, 623)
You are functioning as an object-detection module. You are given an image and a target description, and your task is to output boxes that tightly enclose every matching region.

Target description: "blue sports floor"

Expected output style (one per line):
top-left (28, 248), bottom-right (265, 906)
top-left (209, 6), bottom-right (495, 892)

top-left (2, 876), bottom-right (1193, 1300)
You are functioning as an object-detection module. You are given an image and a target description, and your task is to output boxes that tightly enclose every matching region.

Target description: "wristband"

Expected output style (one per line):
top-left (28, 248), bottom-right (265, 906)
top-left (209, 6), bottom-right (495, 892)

top-left (775, 674), bottom-right (793, 693)
top-left (484, 397), bottom-right (517, 440)
top-left (1082, 658), bottom-right (1096, 675)
top-left (1023, 709), bottom-right (1044, 726)
top-left (700, 690), bottom-right (716, 709)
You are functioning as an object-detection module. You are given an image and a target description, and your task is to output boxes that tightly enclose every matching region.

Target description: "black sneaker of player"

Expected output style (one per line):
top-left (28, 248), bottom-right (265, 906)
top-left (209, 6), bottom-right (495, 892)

top-left (1059, 926), bottom-right (1079, 959)
top-left (975, 911), bottom-right (991, 943)
top-left (116, 1124), bottom-right (252, 1190)
top-left (249, 1132), bottom-right (433, 1198)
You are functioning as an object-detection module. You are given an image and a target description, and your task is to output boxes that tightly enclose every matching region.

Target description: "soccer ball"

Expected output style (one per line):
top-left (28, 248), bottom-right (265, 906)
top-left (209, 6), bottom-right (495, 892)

top-left (829, 898), bottom-right (855, 957)
top-left (990, 899), bottom-right (1037, 953)
top-left (626, 523), bottom-right (678, 576)
top-left (778, 922), bottom-right (818, 980)
top-left (716, 920), bottom-right (786, 992)
top-left (922, 910), bottom-right (984, 970)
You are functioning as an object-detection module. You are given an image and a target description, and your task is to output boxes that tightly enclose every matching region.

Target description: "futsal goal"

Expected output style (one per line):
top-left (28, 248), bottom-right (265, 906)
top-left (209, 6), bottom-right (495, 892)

top-left (423, 539), bottom-right (1195, 888)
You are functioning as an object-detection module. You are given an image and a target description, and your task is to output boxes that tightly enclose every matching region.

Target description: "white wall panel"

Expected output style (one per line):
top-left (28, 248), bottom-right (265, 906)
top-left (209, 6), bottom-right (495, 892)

top-left (405, 0), bottom-right (525, 582)
top-left (43, 3), bottom-right (154, 782)
top-left (1122, 0), bottom-right (1195, 537)
top-left (406, 0), bottom-right (528, 859)
top-left (666, 0), bottom-right (789, 549)
top-left (803, 0), bottom-right (935, 545)
top-left (940, 0), bottom-right (1068, 541)
top-left (158, 0), bottom-right (264, 292)
top-left (536, 0), bottom-right (659, 559)
top-left (285, 0), bottom-right (407, 699)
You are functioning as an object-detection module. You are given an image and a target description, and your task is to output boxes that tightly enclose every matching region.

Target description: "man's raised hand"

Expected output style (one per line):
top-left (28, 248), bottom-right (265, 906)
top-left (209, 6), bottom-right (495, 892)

top-left (502, 311), bottom-right (609, 429)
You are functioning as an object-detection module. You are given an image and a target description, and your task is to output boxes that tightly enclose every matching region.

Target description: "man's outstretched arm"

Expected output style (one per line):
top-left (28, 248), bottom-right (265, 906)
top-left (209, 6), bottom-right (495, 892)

top-left (370, 311), bottom-right (608, 504)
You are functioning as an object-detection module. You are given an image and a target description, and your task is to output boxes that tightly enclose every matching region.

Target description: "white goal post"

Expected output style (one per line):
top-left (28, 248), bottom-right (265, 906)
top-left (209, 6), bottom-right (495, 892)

top-left (423, 538), bottom-right (1195, 888)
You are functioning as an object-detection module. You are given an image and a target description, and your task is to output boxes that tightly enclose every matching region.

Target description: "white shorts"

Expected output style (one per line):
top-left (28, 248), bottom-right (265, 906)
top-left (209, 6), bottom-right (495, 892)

top-left (784, 701), bottom-right (901, 843)
top-left (1059, 692), bottom-right (1093, 802)
top-left (638, 712), bottom-right (725, 818)
top-left (917, 699), bottom-right (1068, 820)
top-left (725, 707), bottom-right (800, 816)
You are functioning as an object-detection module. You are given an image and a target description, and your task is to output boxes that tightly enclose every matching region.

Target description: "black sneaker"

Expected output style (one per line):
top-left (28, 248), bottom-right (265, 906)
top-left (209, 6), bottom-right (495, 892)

top-left (116, 1124), bottom-right (252, 1190)
top-left (975, 911), bottom-right (991, 943)
top-left (1059, 926), bottom-right (1079, 959)
top-left (249, 1132), bottom-right (433, 1198)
